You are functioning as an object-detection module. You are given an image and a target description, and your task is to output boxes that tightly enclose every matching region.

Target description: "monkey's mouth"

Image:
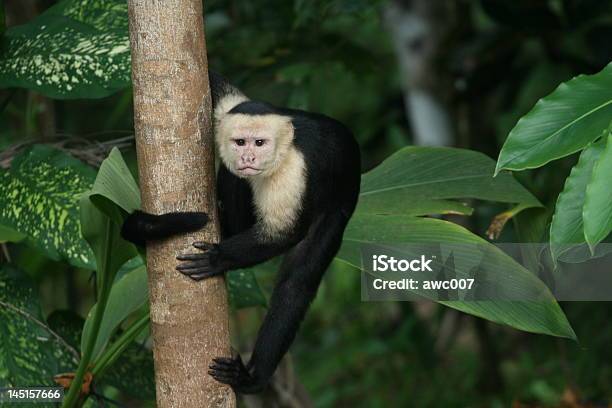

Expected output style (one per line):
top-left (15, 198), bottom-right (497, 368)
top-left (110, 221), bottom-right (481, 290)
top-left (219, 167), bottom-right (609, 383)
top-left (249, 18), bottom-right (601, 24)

top-left (237, 166), bottom-right (262, 176)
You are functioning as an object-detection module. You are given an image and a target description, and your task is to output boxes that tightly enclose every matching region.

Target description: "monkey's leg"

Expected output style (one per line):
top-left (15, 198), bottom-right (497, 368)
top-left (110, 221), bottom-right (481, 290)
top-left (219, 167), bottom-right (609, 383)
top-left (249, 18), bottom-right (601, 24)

top-left (121, 210), bottom-right (209, 246)
top-left (209, 213), bottom-right (348, 393)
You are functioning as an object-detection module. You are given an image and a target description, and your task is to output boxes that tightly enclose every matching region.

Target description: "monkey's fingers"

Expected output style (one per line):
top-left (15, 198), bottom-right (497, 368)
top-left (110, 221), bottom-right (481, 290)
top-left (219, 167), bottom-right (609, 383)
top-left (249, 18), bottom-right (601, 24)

top-left (209, 362), bottom-right (240, 374)
top-left (212, 357), bottom-right (239, 366)
top-left (176, 254), bottom-right (210, 271)
top-left (193, 241), bottom-right (216, 251)
top-left (178, 267), bottom-right (223, 281)
top-left (209, 370), bottom-right (238, 385)
top-left (176, 252), bottom-right (207, 261)
top-left (177, 259), bottom-right (212, 278)
top-left (188, 272), bottom-right (220, 280)
top-left (209, 357), bottom-right (245, 385)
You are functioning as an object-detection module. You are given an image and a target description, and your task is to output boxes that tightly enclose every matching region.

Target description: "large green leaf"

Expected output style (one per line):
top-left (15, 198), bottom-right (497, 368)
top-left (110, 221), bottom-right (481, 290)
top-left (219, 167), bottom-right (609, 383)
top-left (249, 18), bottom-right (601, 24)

top-left (87, 147), bottom-right (140, 222)
top-left (0, 0), bottom-right (130, 99)
top-left (80, 150), bottom-right (139, 302)
top-left (496, 63), bottom-right (612, 174)
top-left (359, 147), bottom-right (541, 215)
top-left (65, 154), bottom-right (140, 406)
top-left (550, 139), bottom-right (606, 260)
top-left (0, 145), bottom-right (95, 269)
top-left (338, 214), bottom-right (576, 340)
top-left (82, 264), bottom-right (147, 362)
top-left (356, 191), bottom-right (472, 216)
top-left (584, 132), bottom-right (612, 249)
top-left (0, 265), bottom-right (79, 388)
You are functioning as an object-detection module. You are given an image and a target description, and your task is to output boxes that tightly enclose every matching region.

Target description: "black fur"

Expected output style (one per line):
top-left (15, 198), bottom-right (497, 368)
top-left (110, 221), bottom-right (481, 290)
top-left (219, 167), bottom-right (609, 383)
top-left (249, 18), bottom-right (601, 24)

top-left (208, 71), bottom-right (241, 107)
top-left (228, 100), bottom-right (277, 115)
top-left (122, 72), bottom-right (361, 394)
top-left (121, 210), bottom-right (208, 247)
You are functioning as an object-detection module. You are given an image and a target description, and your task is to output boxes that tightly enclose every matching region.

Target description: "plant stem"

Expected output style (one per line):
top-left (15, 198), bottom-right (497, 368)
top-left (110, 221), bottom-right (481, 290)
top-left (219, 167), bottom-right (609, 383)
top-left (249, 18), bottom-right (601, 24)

top-left (62, 220), bottom-right (113, 408)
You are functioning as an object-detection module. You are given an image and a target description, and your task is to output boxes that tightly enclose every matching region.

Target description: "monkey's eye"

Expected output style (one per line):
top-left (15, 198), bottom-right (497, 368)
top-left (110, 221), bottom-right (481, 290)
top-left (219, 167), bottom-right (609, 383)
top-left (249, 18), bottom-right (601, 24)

top-left (255, 139), bottom-right (266, 147)
top-left (235, 139), bottom-right (245, 146)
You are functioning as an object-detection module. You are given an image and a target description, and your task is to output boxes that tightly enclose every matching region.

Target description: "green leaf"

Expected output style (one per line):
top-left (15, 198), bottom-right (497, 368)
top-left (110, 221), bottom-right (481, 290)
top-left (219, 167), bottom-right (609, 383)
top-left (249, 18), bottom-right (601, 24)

top-left (0, 145), bottom-right (95, 269)
top-left (77, 149), bottom-right (141, 361)
top-left (81, 194), bottom-right (135, 289)
top-left (361, 147), bottom-right (541, 212)
top-left (356, 191), bottom-right (473, 216)
top-left (0, 265), bottom-right (79, 388)
top-left (88, 147), bottom-right (141, 223)
top-left (0, 0), bottom-right (130, 99)
top-left (0, 225), bottom-right (26, 243)
top-left (584, 132), bottom-right (612, 249)
top-left (550, 139), bottom-right (606, 260)
top-left (80, 148), bottom-right (139, 292)
top-left (339, 214), bottom-right (576, 340)
top-left (65, 153), bottom-right (140, 407)
top-left (496, 63), bottom-right (612, 174)
top-left (228, 267), bottom-right (268, 308)
top-left (98, 339), bottom-right (155, 400)
top-left (82, 264), bottom-right (147, 362)
top-left (239, 146), bottom-right (540, 310)
top-left (47, 310), bottom-right (84, 351)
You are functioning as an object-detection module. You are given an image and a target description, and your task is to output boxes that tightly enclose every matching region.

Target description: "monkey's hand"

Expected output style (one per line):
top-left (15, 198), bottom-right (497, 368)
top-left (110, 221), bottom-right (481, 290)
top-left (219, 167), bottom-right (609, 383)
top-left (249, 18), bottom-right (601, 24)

top-left (176, 242), bottom-right (224, 280)
top-left (209, 356), bottom-right (265, 394)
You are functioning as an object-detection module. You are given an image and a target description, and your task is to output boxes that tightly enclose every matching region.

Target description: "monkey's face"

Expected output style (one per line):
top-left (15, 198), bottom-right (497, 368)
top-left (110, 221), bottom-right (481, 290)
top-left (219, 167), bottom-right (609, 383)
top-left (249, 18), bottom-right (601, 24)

top-left (228, 134), bottom-right (274, 177)
top-left (217, 114), bottom-right (294, 179)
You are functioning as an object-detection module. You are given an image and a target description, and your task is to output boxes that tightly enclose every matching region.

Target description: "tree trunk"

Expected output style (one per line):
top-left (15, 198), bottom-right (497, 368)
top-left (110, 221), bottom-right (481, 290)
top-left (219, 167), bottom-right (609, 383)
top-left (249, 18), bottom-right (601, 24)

top-left (127, 1), bottom-right (235, 407)
top-left (384, 0), bottom-right (458, 146)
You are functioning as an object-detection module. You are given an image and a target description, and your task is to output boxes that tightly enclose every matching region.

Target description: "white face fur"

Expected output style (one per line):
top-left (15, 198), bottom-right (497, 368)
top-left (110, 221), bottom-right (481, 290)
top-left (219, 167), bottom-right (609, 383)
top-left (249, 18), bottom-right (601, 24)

top-left (216, 112), bottom-right (295, 179)
top-left (214, 95), bottom-right (307, 239)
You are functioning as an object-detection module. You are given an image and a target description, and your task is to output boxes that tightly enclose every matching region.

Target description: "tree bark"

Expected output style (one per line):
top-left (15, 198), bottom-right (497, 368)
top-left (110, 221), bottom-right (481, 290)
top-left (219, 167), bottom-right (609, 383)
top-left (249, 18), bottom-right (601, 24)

top-left (127, 1), bottom-right (235, 407)
top-left (384, 0), bottom-right (458, 146)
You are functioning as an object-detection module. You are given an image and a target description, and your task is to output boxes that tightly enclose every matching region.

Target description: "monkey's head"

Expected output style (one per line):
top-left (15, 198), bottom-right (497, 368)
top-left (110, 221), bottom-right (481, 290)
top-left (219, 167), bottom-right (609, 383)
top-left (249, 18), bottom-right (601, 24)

top-left (216, 113), bottom-right (294, 179)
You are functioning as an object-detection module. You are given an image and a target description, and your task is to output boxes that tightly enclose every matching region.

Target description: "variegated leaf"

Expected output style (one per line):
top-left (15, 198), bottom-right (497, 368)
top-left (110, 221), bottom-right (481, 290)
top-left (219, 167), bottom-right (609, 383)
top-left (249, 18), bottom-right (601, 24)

top-left (0, 0), bottom-right (130, 99)
top-left (0, 145), bottom-right (96, 268)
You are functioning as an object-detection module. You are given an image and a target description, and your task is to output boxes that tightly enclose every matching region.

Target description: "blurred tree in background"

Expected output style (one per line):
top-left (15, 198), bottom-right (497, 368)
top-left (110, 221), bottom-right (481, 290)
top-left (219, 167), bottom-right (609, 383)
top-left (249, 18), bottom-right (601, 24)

top-left (0, 0), bottom-right (611, 407)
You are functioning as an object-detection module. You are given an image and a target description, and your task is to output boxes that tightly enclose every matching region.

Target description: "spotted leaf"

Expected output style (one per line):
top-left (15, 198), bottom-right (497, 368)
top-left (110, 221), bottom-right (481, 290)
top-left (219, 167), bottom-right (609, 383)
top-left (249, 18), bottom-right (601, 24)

top-left (0, 265), bottom-right (80, 388)
top-left (228, 268), bottom-right (267, 309)
top-left (0, 145), bottom-right (96, 269)
top-left (0, 0), bottom-right (131, 99)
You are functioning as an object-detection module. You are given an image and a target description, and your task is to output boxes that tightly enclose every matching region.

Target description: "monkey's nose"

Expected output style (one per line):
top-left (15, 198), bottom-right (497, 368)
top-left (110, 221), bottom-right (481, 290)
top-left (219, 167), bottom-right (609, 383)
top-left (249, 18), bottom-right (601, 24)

top-left (242, 154), bottom-right (255, 164)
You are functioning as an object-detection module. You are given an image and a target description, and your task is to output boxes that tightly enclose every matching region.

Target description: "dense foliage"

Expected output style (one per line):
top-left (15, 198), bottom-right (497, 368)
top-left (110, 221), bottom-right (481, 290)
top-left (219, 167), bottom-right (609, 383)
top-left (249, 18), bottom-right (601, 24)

top-left (0, 0), bottom-right (611, 406)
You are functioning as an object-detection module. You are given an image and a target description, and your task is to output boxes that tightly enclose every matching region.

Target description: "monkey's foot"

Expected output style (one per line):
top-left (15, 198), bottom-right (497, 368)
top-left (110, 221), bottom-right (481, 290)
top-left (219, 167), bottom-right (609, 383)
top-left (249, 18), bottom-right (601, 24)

top-left (176, 242), bottom-right (222, 281)
top-left (209, 356), bottom-right (264, 394)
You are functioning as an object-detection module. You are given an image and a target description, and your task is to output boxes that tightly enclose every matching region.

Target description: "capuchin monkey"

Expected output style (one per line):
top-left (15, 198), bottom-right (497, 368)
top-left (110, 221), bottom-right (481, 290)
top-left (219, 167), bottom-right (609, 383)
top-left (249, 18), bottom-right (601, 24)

top-left (121, 72), bottom-right (361, 394)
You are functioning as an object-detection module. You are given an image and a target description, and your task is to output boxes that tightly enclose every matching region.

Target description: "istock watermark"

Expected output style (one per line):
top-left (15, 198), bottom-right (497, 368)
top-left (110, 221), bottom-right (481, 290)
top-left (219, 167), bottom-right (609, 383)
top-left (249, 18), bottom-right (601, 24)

top-left (372, 254), bottom-right (434, 272)
top-left (360, 243), bottom-right (612, 301)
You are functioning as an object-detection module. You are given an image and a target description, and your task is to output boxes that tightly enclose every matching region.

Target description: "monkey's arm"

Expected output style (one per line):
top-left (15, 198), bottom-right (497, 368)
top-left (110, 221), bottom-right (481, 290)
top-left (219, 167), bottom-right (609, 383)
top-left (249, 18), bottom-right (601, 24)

top-left (176, 227), bottom-right (301, 280)
top-left (121, 210), bottom-right (209, 247)
top-left (208, 213), bottom-right (347, 393)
